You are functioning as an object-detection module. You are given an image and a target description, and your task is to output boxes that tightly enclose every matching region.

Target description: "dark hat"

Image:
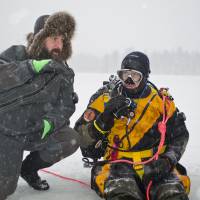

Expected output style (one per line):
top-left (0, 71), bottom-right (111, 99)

top-left (27, 11), bottom-right (76, 60)
top-left (33, 15), bottom-right (50, 35)
top-left (121, 51), bottom-right (151, 77)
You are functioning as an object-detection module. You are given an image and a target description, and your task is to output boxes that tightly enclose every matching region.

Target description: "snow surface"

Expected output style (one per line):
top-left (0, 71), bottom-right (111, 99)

top-left (8, 73), bottom-right (200, 200)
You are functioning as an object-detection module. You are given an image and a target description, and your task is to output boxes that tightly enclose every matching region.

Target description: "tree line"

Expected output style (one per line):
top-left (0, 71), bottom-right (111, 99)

top-left (70, 48), bottom-right (200, 75)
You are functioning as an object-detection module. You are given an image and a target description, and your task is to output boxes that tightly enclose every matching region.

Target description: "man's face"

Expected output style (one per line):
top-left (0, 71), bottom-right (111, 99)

top-left (43, 35), bottom-right (64, 60)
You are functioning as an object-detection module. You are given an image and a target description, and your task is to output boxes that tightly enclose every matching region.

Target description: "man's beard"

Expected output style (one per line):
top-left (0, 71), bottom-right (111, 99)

top-left (37, 48), bottom-right (63, 61)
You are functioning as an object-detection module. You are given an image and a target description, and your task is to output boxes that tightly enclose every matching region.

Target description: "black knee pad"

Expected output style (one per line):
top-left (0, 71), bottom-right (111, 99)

top-left (156, 182), bottom-right (188, 200)
top-left (105, 178), bottom-right (144, 200)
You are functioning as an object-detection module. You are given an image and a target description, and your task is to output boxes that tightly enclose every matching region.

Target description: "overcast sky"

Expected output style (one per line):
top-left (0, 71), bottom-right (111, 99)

top-left (1, 0), bottom-right (200, 57)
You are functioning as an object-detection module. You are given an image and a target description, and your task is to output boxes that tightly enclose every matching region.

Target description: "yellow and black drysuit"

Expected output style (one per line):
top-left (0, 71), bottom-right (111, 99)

top-left (75, 82), bottom-right (190, 200)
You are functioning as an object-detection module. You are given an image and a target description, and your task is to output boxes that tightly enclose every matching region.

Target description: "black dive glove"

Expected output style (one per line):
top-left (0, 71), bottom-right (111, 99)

top-left (94, 95), bottom-right (129, 133)
top-left (142, 158), bottom-right (172, 187)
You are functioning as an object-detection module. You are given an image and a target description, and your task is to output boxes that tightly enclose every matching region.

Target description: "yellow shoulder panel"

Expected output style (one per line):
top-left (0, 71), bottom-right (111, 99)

top-left (89, 93), bottom-right (110, 113)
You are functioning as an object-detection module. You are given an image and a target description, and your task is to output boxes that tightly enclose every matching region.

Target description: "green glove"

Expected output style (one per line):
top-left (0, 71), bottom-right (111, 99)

top-left (32, 59), bottom-right (51, 73)
top-left (41, 119), bottom-right (53, 139)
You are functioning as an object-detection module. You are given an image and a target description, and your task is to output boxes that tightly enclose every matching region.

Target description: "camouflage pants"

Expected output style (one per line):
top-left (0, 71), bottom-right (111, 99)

top-left (91, 161), bottom-right (189, 200)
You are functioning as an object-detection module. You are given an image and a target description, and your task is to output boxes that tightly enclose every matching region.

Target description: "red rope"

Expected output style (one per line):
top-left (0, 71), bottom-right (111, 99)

top-left (40, 169), bottom-right (90, 188)
top-left (146, 180), bottom-right (153, 200)
top-left (146, 95), bottom-right (170, 200)
top-left (40, 95), bottom-right (171, 200)
top-left (110, 95), bottom-right (170, 200)
top-left (111, 96), bottom-right (169, 165)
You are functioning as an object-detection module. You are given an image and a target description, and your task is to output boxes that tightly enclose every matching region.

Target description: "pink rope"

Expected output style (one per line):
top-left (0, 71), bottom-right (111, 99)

top-left (111, 95), bottom-right (170, 200)
top-left (40, 169), bottom-right (90, 188)
top-left (146, 180), bottom-right (153, 200)
top-left (40, 95), bottom-right (171, 200)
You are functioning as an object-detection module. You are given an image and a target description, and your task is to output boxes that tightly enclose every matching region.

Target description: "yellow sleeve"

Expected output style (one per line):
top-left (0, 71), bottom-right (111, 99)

top-left (89, 94), bottom-right (110, 113)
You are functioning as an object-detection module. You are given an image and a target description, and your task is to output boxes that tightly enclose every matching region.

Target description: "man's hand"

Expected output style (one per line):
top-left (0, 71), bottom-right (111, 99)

top-left (104, 95), bottom-right (128, 115)
top-left (94, 95), bottom-right (128, 133)
top-left (142, 158), bottom-right (172, 187)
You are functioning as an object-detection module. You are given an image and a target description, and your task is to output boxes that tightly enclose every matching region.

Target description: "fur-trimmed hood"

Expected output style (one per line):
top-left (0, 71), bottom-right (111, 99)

top-left (27, 11), bottom-right (76, 61)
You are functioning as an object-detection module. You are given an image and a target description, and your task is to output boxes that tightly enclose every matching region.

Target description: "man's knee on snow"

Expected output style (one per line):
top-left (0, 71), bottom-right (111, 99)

top-left (61, 127), bottom-right (80, 155)
top-left (105, 178), bottom-right (144, 200)
top-left (155, 182), bottom-right (188, 200)
top-left (39, 127), bottom-right (80, 163)
top-left (54, 126), bottom-right (80, 154)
